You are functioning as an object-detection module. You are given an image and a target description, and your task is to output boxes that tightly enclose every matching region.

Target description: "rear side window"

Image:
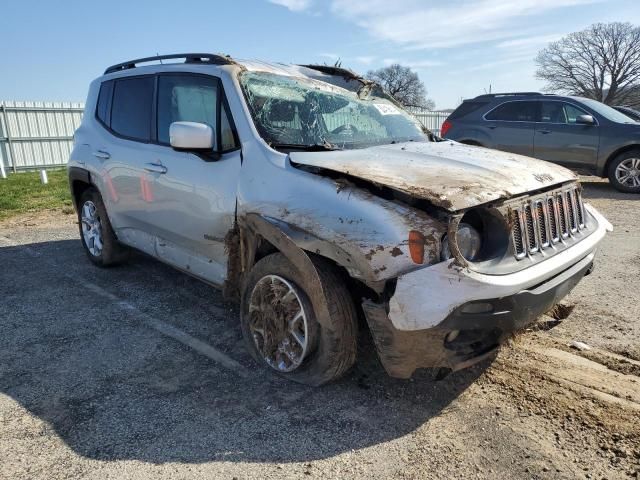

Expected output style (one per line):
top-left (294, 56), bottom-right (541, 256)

top-left (449, 101), bottom-right (489, 120)
top-left (96, 80), bottom-right (113, 126)
top-left (110, 76), bottom-right (154, 141)
top-left (485, 101), bottom-right (538, 122)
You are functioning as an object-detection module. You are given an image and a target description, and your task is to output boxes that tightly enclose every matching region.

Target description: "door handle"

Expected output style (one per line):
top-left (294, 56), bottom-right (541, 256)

top-left (93, 150), bottom-right (111, 159)
top-left (144, 162), bottom-right (167, 174)
top-left (538, 130), bottom-right (552, 134)
top-left (487, 125), bottom-right (498, 130)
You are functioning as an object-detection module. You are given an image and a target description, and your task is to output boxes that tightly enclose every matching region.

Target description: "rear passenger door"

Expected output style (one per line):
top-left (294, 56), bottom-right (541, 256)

top-left (483, 100), bottom-right (538, 156)
top-left (96, 75), bottom-right (158, 241)
top-left (533, 101), bottom-right (599, 172)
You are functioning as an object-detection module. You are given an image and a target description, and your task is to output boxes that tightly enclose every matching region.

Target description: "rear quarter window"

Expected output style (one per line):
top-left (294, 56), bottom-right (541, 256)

top-left (96, 80), bottom-right (113, 126)
top-left (449, 101), bottom-right (489, 120)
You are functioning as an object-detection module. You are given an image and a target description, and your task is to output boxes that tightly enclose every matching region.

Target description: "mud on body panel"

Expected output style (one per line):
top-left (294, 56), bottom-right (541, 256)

top-left (237, 161), bottom-right (449, 291)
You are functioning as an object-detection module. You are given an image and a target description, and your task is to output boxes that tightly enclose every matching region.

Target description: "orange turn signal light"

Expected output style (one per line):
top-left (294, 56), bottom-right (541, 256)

top-left (408, 230), bottom-right (425, 264)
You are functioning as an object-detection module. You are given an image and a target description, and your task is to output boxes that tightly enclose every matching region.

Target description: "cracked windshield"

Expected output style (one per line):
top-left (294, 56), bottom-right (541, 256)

top-left (240, 71), bottom-right (427, 150)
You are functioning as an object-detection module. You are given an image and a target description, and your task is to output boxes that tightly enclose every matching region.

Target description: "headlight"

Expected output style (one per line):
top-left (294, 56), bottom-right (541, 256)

top-left (441, 223), bottom-right (482, 261)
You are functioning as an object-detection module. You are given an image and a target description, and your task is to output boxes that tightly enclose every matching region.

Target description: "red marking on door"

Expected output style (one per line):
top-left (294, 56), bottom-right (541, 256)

top-left (140, 173), bottom-right (154, 202)
top-left (102, 170), bottom-right (119, 203)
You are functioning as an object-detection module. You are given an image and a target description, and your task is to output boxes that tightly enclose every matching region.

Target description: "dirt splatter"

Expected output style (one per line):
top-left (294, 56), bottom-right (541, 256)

top-left (364, 245), bottom-right (385, 260)
top-left (222, 226), bottom-right (242, 301)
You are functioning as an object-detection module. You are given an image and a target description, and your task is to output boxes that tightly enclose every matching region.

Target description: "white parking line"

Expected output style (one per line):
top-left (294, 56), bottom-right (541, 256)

top-left (0, 236), bottom-right (249, 377)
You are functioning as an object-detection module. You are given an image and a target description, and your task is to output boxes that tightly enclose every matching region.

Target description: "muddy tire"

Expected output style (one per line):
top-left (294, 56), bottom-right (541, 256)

top-left (240, 252), bottom-right (358, 386)
top-left (608, 150), bottom-right (640, 193)
top-left (78, 188), bottom-right (129, 267)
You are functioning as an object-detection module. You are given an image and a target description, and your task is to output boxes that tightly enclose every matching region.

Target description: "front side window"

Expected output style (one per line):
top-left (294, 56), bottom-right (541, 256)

top-left (485, 101), bottom-right (538, 122)
top-left (110, 76), bottom-right (154, 141)
top-left (157, 74), bottom-right (237, 151)
top-left (239, 71), bottom-right (426, 150)
top-left (540, 101), bottom-right (589, 124)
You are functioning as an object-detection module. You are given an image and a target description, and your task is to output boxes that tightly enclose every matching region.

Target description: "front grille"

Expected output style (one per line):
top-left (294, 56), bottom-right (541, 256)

top-left (524, 204), bottom-right (537, 251)
top-left (536, 201), bottom-right (549, 246)
top-left (547, 198), bottom-right (558, 241)
top-left (567, 191), bottom-right (579, 232)
top-left (510, 186), bottom-right (586, 260)
top-left (557, 194), bottom-right (568, 237)
top-left (512, 215), bottom-right (524, 257)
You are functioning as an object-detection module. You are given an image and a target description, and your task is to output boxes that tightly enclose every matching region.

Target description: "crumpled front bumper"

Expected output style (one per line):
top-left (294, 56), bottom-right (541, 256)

top-left (362, 203), bottom-right (612, 378)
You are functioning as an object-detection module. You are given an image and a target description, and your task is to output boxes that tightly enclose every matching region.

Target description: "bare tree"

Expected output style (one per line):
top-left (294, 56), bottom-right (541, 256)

top-left (366, 64), bottom-right (435, 109)
top-left (536, 22), bottom-right (640, 106)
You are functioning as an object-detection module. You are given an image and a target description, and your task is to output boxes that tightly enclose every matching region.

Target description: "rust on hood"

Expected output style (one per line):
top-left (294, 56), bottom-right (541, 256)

top-left (290, 141), bottom-right (578, 212)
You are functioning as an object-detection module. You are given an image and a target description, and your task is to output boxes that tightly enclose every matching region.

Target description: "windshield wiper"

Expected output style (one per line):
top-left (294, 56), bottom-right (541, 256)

top-left (270, 141), bottom-right (342, 151)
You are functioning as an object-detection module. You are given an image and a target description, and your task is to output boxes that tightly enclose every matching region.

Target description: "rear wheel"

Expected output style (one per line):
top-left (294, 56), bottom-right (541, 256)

top-left (240, 253), bottom-right (358, 385)
top-left (608, 150), bottom-right (640, 193)
top-left (78, 188), bottom-right (129, 266)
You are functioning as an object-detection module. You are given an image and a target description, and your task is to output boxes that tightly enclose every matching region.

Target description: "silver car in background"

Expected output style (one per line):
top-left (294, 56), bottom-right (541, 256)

top-left (68, 54), bottom-right (611, 385)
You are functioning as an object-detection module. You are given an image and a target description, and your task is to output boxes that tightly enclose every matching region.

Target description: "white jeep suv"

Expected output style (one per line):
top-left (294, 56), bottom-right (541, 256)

top-left (68, 53), bottom-right (611, 385)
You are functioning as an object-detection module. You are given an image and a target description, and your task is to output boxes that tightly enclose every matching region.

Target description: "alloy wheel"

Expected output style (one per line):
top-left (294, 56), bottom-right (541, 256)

top-left (81, 200), bottom-right (103, 257)
top-left (615, 157), bottom-right (640, 188)
top-left (248, 274), bottom-right (310, 372)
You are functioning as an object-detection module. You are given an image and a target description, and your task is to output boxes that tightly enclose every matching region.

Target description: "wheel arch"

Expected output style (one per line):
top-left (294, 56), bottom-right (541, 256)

top-left (226, 213), bottom-right (383, 306)
top-left (602, 144), bottom-right (640, 178)
top-left (459, 139), bottom-right (484, 147)
top-left (68, 166), bottom-right (94, 212)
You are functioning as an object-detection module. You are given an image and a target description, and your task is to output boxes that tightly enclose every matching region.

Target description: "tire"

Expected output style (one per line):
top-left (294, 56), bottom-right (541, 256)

top-left (240, 252), bottom-right (358, 386)
top-left (77, 187), bottom-right (129, 266)
top-left (608, 150), bottom-right (640, 193)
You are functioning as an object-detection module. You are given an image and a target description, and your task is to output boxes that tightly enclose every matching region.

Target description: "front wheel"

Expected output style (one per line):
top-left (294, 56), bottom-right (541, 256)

top-left (78, 188), bottom-right (129, 266)
top-left (240, 253), bottom-right (358, 385)
top-left (608, 151), bottom-right (640, 193)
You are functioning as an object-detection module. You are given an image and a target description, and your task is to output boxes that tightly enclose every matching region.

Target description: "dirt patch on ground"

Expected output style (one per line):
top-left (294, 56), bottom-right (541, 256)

top-left (477, 337), bottom-right (640, 478)
top-left (0, 207), bottom-right (76, 231)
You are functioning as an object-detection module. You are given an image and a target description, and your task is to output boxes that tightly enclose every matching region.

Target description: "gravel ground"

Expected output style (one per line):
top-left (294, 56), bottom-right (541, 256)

top-left (0, 177), bottom-right (638, 479)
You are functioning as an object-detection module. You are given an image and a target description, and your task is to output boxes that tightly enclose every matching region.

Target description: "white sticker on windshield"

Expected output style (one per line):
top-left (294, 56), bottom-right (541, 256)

top-left (373, 103), bottom-right (401, 115)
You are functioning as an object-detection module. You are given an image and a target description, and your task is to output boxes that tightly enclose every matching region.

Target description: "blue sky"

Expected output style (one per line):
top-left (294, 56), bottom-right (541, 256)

top-left (2, 0), bottom-right (639, 109)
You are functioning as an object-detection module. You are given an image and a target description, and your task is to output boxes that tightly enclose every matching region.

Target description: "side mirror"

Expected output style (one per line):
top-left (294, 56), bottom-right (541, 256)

top-left (576, 114), bottom-right (595, 125)
top-left (170, 121), bottom-right (214, 150)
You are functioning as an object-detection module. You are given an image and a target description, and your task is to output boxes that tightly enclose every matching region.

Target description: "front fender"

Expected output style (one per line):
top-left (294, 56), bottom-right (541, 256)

top-left (241, 174), bottom-right (448, 286)
top-left (245, 214), bottom-right (387, 292)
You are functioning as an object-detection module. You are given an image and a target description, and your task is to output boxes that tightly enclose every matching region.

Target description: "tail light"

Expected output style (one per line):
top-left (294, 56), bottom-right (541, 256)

top-left (441, 120), bottom-right (452, 137)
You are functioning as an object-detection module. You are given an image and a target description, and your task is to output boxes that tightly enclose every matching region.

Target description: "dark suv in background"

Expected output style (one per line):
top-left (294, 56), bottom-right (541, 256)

top-left (442, 92), bottom-right (640, 193)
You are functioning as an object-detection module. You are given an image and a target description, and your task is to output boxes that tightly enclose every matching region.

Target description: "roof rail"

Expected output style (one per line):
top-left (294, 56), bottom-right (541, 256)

top-left (473, 92), bottom-right (543, 100)
top-left (104, 53), bottom-right (235, 75)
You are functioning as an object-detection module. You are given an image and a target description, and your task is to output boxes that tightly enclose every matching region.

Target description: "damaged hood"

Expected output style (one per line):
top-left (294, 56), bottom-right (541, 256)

top-left (289, 141), bottom-right (577, 211)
